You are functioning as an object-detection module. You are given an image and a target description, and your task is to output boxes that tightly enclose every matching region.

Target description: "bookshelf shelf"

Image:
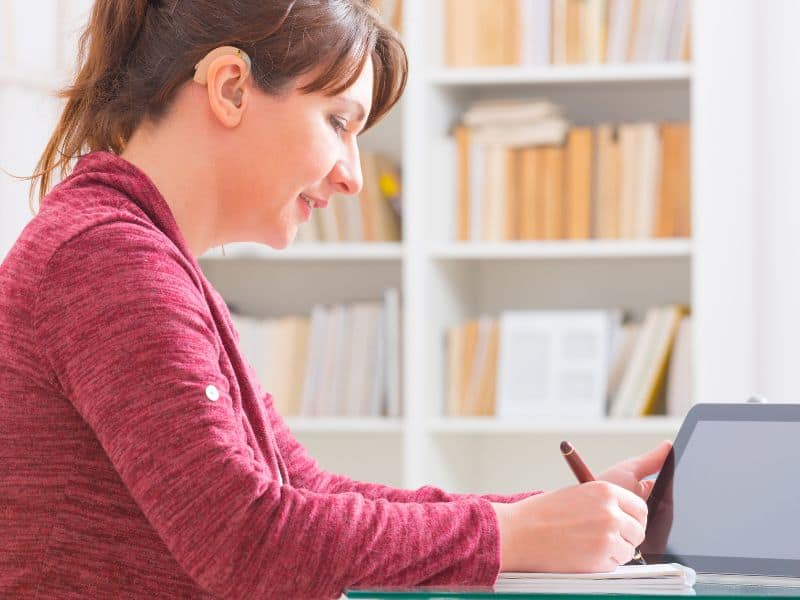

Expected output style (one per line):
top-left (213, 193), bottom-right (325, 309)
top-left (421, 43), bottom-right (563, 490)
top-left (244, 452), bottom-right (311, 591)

top-left (427, 417), bottom-right (684, 435)
top-left (428, 63), bottom-right (692, 87)
top-left (286, 418), bottom-right (404, 434)
top-left (429, 239), bottom-right (692, 261)
top-left (199, 242), bottom-right (404, 262)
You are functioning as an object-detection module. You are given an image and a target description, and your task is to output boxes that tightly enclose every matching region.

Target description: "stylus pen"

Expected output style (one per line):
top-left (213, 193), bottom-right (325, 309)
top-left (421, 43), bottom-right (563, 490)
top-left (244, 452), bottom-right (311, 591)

top-left (560, 440), bottom-right (647, 566)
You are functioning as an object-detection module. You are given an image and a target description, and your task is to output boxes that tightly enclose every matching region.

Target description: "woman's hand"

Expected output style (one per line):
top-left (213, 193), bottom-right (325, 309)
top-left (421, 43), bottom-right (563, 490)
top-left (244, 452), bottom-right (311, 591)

top-left (491, 481), bottom-right (648, 573)
top-left (597, 440), bottom-right (673, 500)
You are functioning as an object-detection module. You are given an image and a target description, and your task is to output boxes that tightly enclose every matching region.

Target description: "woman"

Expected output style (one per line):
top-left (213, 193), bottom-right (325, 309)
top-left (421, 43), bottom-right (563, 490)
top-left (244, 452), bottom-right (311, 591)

top-left (0, 1), bottom-right (671, 598)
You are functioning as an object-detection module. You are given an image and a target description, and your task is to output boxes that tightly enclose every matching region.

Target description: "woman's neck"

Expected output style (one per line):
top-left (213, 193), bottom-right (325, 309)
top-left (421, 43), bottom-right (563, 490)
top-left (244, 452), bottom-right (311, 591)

top-left (120, 110), bottom-right (223, 258)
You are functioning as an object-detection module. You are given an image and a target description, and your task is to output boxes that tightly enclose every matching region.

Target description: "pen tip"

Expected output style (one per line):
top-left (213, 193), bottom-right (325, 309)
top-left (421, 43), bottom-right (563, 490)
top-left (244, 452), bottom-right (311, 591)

top-left (560, 441), bottom-right (572, 454)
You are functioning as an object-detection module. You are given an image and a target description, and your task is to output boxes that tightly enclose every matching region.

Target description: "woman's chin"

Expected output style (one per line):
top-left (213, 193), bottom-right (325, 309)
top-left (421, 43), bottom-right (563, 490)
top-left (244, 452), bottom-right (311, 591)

top-left (263, 228), bottom-right (298, 250)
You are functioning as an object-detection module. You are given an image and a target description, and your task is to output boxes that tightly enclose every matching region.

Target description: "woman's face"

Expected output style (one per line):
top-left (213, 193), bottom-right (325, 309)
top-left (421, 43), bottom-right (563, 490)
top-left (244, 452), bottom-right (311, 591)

top-left (225, 57), bottom-right (374, 248)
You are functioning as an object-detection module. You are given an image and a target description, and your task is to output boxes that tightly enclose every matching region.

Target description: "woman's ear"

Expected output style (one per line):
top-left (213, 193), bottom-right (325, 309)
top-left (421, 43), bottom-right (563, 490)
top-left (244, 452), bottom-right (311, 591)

top-left (204, 57), bottom-right (250, 128)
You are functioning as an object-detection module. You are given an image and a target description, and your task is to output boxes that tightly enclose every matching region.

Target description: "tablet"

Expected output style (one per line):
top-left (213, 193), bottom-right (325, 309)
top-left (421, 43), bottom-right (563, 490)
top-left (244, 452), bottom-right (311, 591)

top-left (641, 403), bottom-right (800, 577)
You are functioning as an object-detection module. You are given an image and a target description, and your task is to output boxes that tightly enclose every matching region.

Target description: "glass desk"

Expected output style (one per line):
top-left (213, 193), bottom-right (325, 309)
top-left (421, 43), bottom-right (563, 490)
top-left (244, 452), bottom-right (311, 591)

top-left (346, 581), bottom-right (800, 599)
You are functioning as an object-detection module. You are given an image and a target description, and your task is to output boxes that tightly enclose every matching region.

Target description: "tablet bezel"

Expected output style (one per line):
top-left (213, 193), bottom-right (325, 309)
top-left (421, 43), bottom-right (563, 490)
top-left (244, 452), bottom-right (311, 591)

top-left (642, 402), bottom-right (800, 576)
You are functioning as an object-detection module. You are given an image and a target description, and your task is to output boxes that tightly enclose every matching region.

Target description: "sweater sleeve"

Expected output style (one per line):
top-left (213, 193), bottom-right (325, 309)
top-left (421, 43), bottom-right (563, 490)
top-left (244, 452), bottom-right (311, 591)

top-left (34, 223), bottom-right (502, 599)
top-left (261, 384), bottom-right (540, 505)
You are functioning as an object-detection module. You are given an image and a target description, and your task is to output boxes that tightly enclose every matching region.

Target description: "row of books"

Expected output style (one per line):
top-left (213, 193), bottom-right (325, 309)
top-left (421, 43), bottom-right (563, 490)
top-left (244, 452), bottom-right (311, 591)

top-left (454, 99), bottom-right (691, 241)
top-left (446, 305), bottom-right (692, 419)
top-left (295, 152), bottom-right (402, 243)
top-left (231, 289), bottom-right (402, 418)
top-left (446, 0), bottom-right (691, 68)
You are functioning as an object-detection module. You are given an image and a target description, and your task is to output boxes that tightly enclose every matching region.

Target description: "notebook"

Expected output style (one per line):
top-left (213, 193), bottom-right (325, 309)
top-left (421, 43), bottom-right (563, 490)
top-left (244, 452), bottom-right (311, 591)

top-left (494, 563), bottom-right (696, 595)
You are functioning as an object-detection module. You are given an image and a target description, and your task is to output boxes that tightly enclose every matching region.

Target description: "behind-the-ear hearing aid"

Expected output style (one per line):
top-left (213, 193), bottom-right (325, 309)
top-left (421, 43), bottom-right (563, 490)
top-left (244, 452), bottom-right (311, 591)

top-left (193, 46), bottom-right (252, 87)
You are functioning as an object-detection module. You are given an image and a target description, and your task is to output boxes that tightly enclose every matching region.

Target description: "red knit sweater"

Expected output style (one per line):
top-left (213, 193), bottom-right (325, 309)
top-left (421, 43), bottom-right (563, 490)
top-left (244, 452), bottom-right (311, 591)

top-left (0, 151), bottom-right (536, 599)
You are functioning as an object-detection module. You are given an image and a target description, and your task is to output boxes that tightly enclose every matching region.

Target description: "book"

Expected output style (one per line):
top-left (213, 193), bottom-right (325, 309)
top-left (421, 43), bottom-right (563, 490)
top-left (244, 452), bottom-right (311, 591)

top-left (460, 320), bottom-right (480, 415)
top-left (633, 123), bottom-right (662, 238)
top-left (541, 146), bottom-right (565, 240)
top-left (496, 311), bottom-right (614, 419)
top-left (656, 122), bottom-right (692, 238)
top-left (476, 319), bottom-right (500, 416)
top-left (495, 563), bottom-right (696, 594)
top-left (610, 305), bottom-right (685, 417)
top-left (634, 305), bottom-right (684, 416)
top-left (518, 147), bottom-right (542, 240)
top-left (564, 0), bottom-right (582, 64)
top-left (462, 316), bottom-right (494, 416)
top-left (454, 125), bottom-right (471, 242)
top-left (300, 305), bottom-right (329, 416)
top-left (606, 321), bottom-right (642, 411)
top-left (482, 145), bottom-right (510, 241)
top-left (585, 0), bottom-right (609, 64)
top-left (354, 303), bottom-right (383, 416)
top-left (461, 97), bottom-right (561, 126)
top-left (667, 0), bottom-right (691, 61)
top-left (520, 0), bottom-right (551, 66)
top-left (565, 127), bottom-right (594, 239)
top-left (285, 317), bottom-right (311, 416)
top-left (618, 124), bottom-right (640, 238)
top-left (360, 152), bottom-right (401, 242)
top-left (631, 0), bottom-right (656, 62)
top-left (609, 306), bottom-right (660, 417)
top-left (665, 314), bottom-right (693, 417)
top-left (606, 0), bottom-right (634, 63)
top-left (383, 287), bottom-right (402, 418)
top-left (445, 0), bottom-right (479, 67)
top-left (551, 0), bottom-right (568, 64)
top-left (470, 119), bottom-right (569, 148)
top-left (593, 123), bottom-right (621, 239)
top-left (447, 323), bottom-right (466, 416)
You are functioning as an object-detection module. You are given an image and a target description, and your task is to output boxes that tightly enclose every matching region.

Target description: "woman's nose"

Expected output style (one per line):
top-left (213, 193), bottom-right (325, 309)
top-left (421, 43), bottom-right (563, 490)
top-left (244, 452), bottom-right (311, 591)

top-left (330, 150), bottom-right (363, 196)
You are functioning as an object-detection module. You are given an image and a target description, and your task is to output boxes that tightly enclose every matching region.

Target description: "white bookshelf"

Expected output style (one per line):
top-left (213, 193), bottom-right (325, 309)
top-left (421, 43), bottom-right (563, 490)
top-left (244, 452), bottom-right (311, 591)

top-left (201, 242), bottom-right (404, 261)
top-left (286, 417), bottom-right (404, 434)
top-left (0, 0), bottom-right (757, 494)
top-left (430, 239), bottom-right (692, 260)
top-left (428, 63), bottom-right (692, 86)
top-left (427, 417), bottom-right (684, 435)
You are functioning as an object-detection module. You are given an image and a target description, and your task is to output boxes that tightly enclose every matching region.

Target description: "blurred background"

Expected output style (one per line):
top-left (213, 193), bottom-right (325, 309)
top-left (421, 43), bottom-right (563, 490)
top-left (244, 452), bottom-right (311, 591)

top-left (2, 0), bottom-right (799, 494)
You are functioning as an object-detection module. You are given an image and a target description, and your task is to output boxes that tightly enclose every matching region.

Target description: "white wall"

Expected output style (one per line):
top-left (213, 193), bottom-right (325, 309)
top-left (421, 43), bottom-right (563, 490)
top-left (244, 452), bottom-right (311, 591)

top-left (0, 0), bottom-right (88, 259)
top-left (755, 1), bottom-right (800, 403)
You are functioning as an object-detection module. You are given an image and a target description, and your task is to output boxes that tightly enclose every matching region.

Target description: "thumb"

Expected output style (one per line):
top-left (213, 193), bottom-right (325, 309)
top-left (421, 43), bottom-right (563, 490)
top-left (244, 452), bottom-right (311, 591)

top-left (631, 440), bottom-right (673, 479)
top-left (640, 478), bottom-right (656, 499)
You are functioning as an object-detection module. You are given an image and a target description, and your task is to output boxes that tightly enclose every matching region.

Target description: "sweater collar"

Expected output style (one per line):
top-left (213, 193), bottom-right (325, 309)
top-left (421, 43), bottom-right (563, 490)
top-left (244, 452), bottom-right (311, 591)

top-left (68, 150), bottom-right (197, 267)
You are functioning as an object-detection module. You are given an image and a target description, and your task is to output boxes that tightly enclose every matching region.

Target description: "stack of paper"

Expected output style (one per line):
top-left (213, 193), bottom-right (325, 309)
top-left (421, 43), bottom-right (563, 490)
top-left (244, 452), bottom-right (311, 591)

top-left (495, 563), bottom-right (696, 595)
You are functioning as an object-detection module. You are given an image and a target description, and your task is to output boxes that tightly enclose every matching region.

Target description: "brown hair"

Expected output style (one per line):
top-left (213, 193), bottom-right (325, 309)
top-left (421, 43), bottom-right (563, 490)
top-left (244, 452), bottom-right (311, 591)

top-left (28, 0), bottom-right (407, 210)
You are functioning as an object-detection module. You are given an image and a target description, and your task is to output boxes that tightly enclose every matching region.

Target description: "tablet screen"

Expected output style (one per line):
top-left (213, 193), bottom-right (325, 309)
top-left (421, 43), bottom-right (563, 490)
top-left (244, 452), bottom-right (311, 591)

top-left (642, 412), bottom-right (800, 575)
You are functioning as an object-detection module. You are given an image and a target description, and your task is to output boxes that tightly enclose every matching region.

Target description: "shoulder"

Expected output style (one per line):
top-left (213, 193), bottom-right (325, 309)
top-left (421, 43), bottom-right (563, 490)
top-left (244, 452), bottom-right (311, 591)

top-left (48, 216), bottom-right (192, 278)
top-left (38, 219), bottom-right (202, 313)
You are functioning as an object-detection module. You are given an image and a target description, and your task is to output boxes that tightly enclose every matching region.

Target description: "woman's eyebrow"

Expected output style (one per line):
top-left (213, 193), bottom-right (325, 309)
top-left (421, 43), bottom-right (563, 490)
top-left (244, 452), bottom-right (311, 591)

top-left (337, 95), bottom-right (367, 124)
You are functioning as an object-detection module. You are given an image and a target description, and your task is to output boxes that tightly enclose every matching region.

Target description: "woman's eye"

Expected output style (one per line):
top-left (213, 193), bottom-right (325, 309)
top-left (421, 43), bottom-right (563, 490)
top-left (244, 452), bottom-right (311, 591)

top-left (329, 115), bottom-right (347, 133)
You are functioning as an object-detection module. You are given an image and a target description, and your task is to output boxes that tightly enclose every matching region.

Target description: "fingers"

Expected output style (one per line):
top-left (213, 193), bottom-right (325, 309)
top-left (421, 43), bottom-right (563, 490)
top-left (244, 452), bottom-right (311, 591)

top-left (615, 485), bottom-right (649, 527)
top-left (640, 478), bottom-right (656, 499)
top-left (610, 533), bottom-right (638, 567)
top-left (630, 440), bottom-right (673, 480)
top-left (617, 508), bottom-right (646, 548)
